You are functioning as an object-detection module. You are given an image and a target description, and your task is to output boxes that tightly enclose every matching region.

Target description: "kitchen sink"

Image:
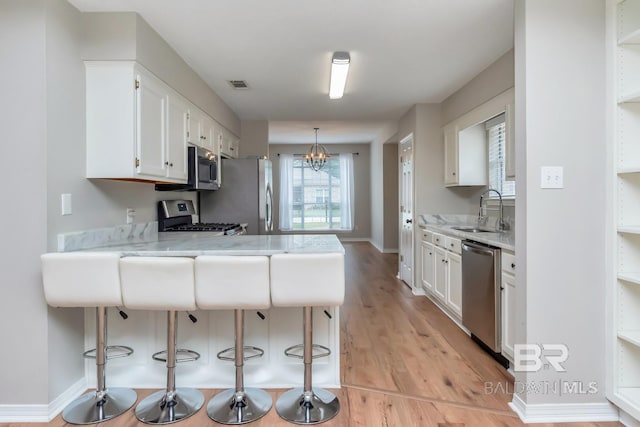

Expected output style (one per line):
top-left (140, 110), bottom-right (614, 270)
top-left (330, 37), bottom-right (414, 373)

top-left (450, 226), bottom-right (497, 233)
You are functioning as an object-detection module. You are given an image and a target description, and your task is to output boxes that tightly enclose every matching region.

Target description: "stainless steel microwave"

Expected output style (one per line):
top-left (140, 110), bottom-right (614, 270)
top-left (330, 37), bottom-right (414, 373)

top-left (156, 145), bottom-right (219, 191)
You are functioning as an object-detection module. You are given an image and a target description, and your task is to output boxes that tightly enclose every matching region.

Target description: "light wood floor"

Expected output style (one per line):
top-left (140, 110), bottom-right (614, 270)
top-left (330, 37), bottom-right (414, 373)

top-left (2, 242), bottom-right (621, 427)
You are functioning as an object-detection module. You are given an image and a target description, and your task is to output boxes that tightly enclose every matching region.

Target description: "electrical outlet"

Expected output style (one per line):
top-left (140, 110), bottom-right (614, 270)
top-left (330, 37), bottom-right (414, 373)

top-left (540, 166), bottom-right (563, 189)
top-left (61, 193), bottom-right (72, 215)
top-left (126, 208), bottom-right (135, 224)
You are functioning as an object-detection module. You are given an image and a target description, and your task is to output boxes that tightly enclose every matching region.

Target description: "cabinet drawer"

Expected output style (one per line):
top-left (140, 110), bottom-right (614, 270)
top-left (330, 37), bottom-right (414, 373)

top-left (422, 230), bottom-right (433, 242)
top-left (502, 251), bottom-right (516, 275)
top-left (432, 233), bottom-right (446, 248)
top-left (447, 237), bottom-right (462, 255)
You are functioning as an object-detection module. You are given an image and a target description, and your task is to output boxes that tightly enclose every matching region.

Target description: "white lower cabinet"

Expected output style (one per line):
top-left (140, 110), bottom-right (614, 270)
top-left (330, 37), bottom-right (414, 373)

top-left (429, 232), bottom-right (462, 319)
top-left (501, 250), bottom-right (516, 361)
top-left (421, 240), bottom-right (435, 293)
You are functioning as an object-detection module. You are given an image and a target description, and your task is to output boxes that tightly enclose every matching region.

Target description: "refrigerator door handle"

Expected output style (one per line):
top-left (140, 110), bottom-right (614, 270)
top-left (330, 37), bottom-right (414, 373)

top-left (266, 184), bottom-right (273, 232)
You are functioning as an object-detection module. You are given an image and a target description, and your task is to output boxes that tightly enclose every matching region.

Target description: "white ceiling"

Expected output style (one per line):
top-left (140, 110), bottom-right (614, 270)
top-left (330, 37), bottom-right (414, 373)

top-left (68, 0), bottom-right (514, 143)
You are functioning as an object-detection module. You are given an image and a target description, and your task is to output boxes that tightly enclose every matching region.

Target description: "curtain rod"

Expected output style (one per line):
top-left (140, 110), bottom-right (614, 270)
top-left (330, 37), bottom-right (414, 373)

top-left (276, 152), bottom-right (359, 157)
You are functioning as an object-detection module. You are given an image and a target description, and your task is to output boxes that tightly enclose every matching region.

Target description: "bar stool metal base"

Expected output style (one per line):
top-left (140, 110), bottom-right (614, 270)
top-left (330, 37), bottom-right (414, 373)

top-left (275, 387), bottom-right (340, 425)
top-left (62, 387), bottom-right (137, 425)
top-left (207, 387), bottom-right (272, 425)
top-left (134, 388), bottom-right (204, 425)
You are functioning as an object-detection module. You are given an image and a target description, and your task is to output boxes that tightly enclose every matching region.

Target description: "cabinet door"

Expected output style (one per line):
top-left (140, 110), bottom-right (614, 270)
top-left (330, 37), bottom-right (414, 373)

top-left (166, 94), bottom-right (189, 181)
top-left (136, 69), bottom-right (167, 178)
top-left (421, 241), bottom-right (435, 293)
top-left (433, 247), bottom-right (447, 301)
top-left (501, 272), bottom-right (516, 360)
top-left (446, 252), bottom-right (462, 318)
top-left (443, 124), bottom-right (458, 185)
top-left (200, 115), bottom-right (216, 151)
top-left (187, 108), bottom-right (202, 147)
top-left (229, 137), bottom-right (239, 158)
top-left (505, 102), bottom-right (515, 180)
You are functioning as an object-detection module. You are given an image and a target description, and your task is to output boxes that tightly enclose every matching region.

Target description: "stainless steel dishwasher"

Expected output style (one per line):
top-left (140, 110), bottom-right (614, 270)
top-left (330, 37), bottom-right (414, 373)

top-left (461, 240), bottom-right (501, 353)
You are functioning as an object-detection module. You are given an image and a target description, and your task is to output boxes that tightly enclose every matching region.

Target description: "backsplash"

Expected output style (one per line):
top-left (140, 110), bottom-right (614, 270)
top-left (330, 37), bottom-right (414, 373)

top-left (57, 221), bottom-right (158, 252)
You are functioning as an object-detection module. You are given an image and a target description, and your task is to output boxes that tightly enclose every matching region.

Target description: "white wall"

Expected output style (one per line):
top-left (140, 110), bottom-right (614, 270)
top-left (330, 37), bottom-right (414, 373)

top-left (514, 0), bottom-right (607, 409)
top-left (269, 144), bottom-right (371, 240)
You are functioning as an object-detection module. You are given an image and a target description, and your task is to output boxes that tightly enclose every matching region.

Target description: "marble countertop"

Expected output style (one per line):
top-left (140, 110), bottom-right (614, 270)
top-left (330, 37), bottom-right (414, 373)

top-left (418, 214), bottom-right (515, 252)
top-left (69, 233), bottom-right (345, 256)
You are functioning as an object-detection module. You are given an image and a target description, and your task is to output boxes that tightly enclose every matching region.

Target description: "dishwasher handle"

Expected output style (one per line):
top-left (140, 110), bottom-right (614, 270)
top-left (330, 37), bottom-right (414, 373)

top-left (462, 241), bottom-right (498, 256)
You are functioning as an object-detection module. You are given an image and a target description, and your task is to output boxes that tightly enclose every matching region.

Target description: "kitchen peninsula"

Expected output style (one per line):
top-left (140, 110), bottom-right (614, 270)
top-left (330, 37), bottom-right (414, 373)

top-left (60, 230), bottom-right (344, 391)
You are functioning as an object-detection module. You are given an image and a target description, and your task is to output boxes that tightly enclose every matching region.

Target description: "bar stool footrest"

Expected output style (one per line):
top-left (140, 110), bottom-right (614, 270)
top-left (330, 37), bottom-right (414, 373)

top-left (217, 345), bottom-right (264, 361)
top-left (83, 345), bottom-right (134, 360)
top-left (152, 348), bottom-right (200, 363)
top-left (284, 343), bottom-right (331, 360)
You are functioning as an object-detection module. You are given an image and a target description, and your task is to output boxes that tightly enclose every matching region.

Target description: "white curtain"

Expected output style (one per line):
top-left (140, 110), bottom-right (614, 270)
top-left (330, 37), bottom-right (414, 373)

top-left (340, 153), bottom-right (354, 230)
top-left (279, 154), bottom-right (294, 230)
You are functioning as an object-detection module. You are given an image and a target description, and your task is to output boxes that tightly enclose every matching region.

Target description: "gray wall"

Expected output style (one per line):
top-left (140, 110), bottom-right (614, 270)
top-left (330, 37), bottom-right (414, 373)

top-left (441, 49), bottom-right (515, 125)
top-left (241, 120), bottom-right (269, 158)
top-left (0, 0), bottom-right (240, 406)
top-left (0, 0), bottom-right (49, 405)
top-left (382, 143), bottom-right (399, 251)
top-left (269, 144), bottom-right (371, 240)
top-left (514, 0), bottom-right (607, 407)
top-left (369, 123), bottom-right (399, 252)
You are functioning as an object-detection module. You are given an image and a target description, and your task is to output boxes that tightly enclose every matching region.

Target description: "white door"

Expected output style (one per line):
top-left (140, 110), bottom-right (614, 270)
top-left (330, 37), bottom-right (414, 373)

top-left (421, 241), bottom-right (435, 293)
top-left (166, 93), bottom-right (189, 181)
top-left (446, 252), bottom-right (462, 317)
top-left (399, 134), bottom-right (414, 288)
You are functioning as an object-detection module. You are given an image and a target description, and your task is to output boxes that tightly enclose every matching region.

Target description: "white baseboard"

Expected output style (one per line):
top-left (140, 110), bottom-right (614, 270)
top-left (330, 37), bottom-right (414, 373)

top-left (0, 377), bottom-right (87, 422)
top-left (620, 408), bottom-right (640, 427)
top-left (509, 394), bottom-right (619, 423)
top-left (412, 287), bottom-right (425, 296)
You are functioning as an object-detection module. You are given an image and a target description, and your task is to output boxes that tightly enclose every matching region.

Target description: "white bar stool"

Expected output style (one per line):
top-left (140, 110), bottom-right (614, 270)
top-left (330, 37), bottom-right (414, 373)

top-left (41, 253), bottom-right (137, 425)
top-left (195, 256), bottom-right (272, 425)
top-left (120, 256), bottom-right (204, 424)
top-left (270, 253), bottom-right (345, 425)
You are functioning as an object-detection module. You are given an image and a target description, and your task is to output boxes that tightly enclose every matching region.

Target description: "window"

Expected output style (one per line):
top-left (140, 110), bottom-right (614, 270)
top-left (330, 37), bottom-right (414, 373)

top-left (279, 153), bottom-right (354, 231)
top-left (486, 113), bottom-right (515, 198)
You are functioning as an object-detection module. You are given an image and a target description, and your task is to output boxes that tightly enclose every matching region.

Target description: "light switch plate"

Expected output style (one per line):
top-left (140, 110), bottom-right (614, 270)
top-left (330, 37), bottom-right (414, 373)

top-left (540, 166), bottom-right (563, 189)
top-left (61, 193), bottom-right (72, 215)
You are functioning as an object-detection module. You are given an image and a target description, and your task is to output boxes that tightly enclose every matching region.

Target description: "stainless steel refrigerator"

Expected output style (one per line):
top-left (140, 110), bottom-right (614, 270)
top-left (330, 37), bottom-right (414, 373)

top-left (199, 158), bottom-right (273, 235)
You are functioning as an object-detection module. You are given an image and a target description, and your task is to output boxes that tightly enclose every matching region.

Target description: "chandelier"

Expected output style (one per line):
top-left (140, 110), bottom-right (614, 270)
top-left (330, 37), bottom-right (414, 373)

top-left (305, 127), bottom-right (329, 171)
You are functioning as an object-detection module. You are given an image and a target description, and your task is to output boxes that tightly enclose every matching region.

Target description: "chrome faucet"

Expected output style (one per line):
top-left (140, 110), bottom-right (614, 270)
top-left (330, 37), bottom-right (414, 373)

top-left (478, 188), bottom-right (509, 231)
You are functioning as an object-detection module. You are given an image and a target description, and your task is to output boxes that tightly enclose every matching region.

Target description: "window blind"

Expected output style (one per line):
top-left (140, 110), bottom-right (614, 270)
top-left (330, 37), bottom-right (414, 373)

top-left (486, 113), bottom-right (515, 197)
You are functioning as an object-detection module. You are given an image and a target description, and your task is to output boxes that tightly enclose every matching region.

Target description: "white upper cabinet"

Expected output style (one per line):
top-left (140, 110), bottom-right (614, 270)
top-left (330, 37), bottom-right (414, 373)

top-left (86, 61), bottom-right (186, 183)
top-left (443, 88), bottom-right (514, 187)
top-left (219, 128), bottom-right (239, 158)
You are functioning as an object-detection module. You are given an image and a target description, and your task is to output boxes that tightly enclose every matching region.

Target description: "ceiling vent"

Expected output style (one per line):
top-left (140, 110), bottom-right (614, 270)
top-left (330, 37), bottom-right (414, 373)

top-left (228, 80), bottom-right (249, 89)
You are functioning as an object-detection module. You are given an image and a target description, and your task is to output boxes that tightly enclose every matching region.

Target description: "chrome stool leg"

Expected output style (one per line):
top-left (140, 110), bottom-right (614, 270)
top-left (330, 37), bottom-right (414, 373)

top-left (276, 307), bottom-right (340, 425)
top-left (207, 309), bottom-right (272, 425)
top-left (135, 311), bottom-right (204, 424)
top-left (62, 307), bottom-right (137, 425)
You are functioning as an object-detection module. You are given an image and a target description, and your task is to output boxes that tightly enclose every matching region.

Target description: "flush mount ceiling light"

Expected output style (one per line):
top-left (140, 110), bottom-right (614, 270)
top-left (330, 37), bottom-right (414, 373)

top-left (329, 52), bottom-right (350, 100)
top-left (305, 127), bottom-right (329, 171)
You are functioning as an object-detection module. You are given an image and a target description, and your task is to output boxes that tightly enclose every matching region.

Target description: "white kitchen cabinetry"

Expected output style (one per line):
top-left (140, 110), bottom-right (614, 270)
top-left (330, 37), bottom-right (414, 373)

top-left (501, 250), bottom-right (516, 361)
top-left (421, 230), bottom-right (435, 293)
top-left (442, 88), bottom-right (514, 187)
top-left (608, 0), bottom-right (640, 420)
top-left (431, 232), bottom-right (462, 318)
top-left (86, 61), bottom-right (186, 183)
top-left (219, 129), bottom-right (239, 158)
top-left (188, 107), bottom-right (216, 152)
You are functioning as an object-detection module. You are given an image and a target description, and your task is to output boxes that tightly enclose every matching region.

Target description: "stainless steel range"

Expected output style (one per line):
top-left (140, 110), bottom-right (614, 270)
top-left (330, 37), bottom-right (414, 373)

top-left (158, 200), bottom-right (243, 235)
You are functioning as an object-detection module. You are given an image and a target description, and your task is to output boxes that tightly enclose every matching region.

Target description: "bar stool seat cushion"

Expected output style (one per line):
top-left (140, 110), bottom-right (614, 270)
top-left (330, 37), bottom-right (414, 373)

top-left (120, 257), bottom-right (196, 311)
top-left (270, 253), bottom-right (345, 307)
top-left (195, 256), bottom-right (270, 309)
top-left (41, 252), bottom-right (122, 307)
